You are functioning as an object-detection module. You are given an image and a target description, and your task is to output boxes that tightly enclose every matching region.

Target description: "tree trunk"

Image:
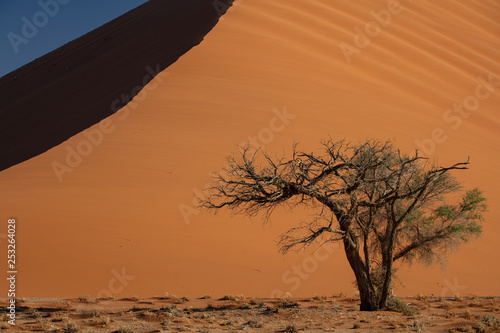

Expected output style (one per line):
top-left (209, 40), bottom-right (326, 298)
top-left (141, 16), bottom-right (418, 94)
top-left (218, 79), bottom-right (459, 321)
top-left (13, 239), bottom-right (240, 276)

top-left (379, 237), bottom-right (395, 309)
top-left (343, 229), bottom-right (378, 311)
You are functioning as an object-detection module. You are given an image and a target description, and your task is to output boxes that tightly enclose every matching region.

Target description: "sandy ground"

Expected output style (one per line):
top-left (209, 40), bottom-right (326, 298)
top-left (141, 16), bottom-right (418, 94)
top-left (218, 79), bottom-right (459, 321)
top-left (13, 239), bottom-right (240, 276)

top-left (0, 0), bottom-right (499, 300)
top-left (1, 295), bottom-right (498, 332)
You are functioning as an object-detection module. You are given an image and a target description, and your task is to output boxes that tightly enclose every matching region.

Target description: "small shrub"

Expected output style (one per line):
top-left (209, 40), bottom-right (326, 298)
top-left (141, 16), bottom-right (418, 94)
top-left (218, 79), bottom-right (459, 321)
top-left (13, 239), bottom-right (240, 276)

top-left (38, 318), bottom-right (52, 330)
top-left (281, 300), bottom-right (299, 308)
top-left (445, 310), bottom-right (454, 318)
top-left (454, 325), bottom-right (475, 333)
top-left (78, 294), bottom-right (90, 302)
top-left (311, 294), bottom-right (327, 302)
top-left (220, 294), bottom-right (243, 301)
top-left (240, 303), bottom-right (251, 309)
top-left (65, 322), bottom-right (79, 333)
top-left (99, 315), bottom-right (111, 327)
top-left (51, 311), bottom-right (70, 321)
top-left (16, 298), bottom-right (27, 305)
top-left (162, 319), bottom-right (172, 328)
top-left (454, 295), bottom-right (464, 302)
top-left (410, 320), bottom-right (424, 332)
top-left (284, 324), bottom-right (298, 333)
top-left (32, 309), bottom-right (42, 319)
top-left (460, 309), bottom-right (472, 320)
top-left (388, 297), bottom-right (420, 316)
top-left (476, 322), bottom-right (486, 333)
top-left (164, 293), bottom-right (184, 303)
top-left (201, 294), bottom-right (211, 299)
top-left (440, 300), bottom-right (453, 309)
top-left (56, 300), bottom-right (72, 309)
top-left (481, 314), bottom-right (497, 326)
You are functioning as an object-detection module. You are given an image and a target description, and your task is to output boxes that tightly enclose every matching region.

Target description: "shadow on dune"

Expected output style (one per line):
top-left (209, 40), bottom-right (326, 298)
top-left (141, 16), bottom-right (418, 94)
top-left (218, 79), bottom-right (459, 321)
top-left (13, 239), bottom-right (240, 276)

top-left (0, 0), bottom-right (233, 172)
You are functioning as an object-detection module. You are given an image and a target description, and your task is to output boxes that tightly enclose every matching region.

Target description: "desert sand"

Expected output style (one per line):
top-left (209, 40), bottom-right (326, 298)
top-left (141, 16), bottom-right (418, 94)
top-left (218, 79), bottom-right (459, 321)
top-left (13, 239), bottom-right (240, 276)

top-left (1, 295), bottom-right (499, 332)
top-left (0, 0), bottom-right (499, 304)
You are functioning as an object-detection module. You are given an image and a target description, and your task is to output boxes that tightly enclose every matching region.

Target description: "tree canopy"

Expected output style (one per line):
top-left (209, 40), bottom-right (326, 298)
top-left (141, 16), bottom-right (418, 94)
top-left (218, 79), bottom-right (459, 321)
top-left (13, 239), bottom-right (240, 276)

top-left (199, 139), bottom-right (487, 311)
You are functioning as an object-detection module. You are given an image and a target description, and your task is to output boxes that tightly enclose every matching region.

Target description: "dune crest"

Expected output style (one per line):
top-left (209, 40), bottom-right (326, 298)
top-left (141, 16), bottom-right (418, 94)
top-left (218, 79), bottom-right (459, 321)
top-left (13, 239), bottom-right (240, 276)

top-left (0, 0), bottom-right (233, 171)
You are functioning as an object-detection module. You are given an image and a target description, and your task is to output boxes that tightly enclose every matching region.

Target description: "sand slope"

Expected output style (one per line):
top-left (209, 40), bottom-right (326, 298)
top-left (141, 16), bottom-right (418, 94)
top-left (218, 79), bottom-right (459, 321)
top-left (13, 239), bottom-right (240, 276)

top-left (1, 0), bottom-right (499, 299)
top-left (0, 0), bottom-right (232, 171)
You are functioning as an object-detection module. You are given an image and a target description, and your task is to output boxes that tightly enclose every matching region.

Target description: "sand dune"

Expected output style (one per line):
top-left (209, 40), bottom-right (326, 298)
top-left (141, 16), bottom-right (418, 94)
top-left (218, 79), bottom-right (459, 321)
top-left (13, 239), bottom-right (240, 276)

top-left (0, 0), bottom-right (232, 171)
top-left (1, 0), bottom-right (499, 299)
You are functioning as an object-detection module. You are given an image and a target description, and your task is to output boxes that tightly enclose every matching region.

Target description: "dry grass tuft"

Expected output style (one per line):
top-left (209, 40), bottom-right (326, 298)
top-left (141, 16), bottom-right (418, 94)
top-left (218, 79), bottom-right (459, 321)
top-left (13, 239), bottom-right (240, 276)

top-left (64, 321), bottom-right (80, 333)
top-left (311, 294), bottom-right (328, 302)
top-left (16, 298), bottom-right (27, 305)
top-left (480, 314), bottom-right (498, 327)
top-left (51, 311), bottom-right (70, 322)
top-left (445, 310), bottom-right (455, 319)
top-left (460, 309), bottom-right (473, 320)
top-left (58, 300), bottom-right (73, 309)
top-left (77, 294), bottom-right (97, 303)
top-left (239, 302), bottom-right (251, 309)
top-left (220, 294), bottom-right (244, 301)
top-left (37, 318), bottom-right (53, 330)
top-left (284, 324), bottom-right (298, 333)
top-left (388, 297), bottom-right (420, 316)
top-left (98, 315), bottom-right (112, 327)
top-left (163, 293), bottom-right (185, 304)
top-left (440, 300), bottom-right (454, 310)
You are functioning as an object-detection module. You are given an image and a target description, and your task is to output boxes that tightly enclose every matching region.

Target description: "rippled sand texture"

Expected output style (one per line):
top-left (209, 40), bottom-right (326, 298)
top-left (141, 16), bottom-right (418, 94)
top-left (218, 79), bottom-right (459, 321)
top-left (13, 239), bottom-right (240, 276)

top-left (1, 0), bottom-right (499, 298)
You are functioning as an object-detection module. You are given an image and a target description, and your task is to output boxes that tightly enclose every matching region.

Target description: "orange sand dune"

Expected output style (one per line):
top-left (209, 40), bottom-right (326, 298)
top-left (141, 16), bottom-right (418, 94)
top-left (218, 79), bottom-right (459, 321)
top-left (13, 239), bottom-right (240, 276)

top-left (1, 0), bottom-right (499, 299)
top-left (0, 0), bottom-right (232, 171)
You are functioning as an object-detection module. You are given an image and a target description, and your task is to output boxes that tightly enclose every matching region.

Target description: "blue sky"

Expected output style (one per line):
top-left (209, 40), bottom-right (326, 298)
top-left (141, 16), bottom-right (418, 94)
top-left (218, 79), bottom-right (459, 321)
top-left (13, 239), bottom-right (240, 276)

top-left (0, 0), bottom-right (149, 77)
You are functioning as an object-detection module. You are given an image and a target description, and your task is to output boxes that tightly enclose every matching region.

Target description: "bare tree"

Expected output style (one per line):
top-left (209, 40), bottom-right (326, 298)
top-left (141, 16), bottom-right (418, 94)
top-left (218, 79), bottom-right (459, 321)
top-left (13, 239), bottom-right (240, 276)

top-left (199, 139), bottom-right (487, 311)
